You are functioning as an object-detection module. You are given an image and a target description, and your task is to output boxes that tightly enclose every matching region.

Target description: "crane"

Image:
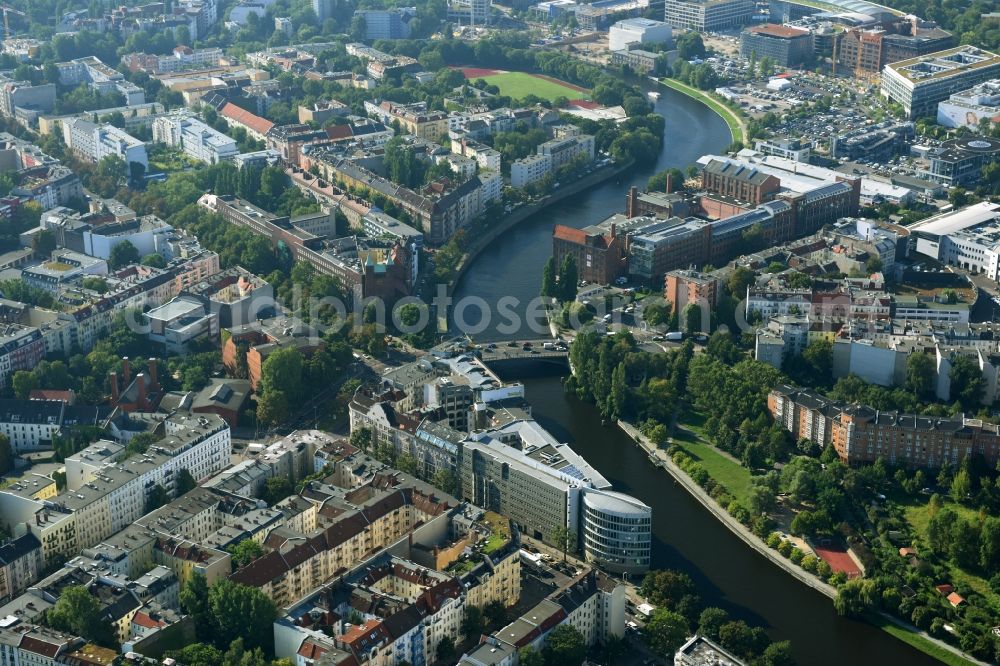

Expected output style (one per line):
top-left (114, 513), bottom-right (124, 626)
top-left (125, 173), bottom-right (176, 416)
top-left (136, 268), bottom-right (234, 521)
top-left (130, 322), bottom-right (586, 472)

top-left (0, 5), bottom-right (25, 41)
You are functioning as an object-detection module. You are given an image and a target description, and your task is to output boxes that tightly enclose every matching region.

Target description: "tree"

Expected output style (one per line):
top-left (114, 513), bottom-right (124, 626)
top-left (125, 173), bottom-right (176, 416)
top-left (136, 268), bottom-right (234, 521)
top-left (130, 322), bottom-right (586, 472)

top-left (109, 239), bottom-right (140, 269)
top-left (207, 579), bottom-right (277, 653)
top-left (905, 353), bottom-right (935, 399)
top-left (435, 636), bottom-right (455, 662)
top-left (697, 607), bottom-right (729, 641)
top-left (0, 435), bottom-right (12, 475)
top-left (647, 168), bottom-right (685, 192)
top-left (949, 354), bottom-right (984, 409)
top-left (142, 253), bottom-right (167, 268)
top-left (557, 255), bottom-right (578, 302)
top-left (951, 468), bottom-right (972, 502)
top-left (676, 31), bottom-right (706, 59)
top-left (543, 624), bottom-right (586, 666)
top-left (540, 256), bottom-right (557, 299)
top-left (549, 525), bottom-right (576, 561)
top-left (641, 569), bottom-right (696, 607)
top-left (432, 468), bottom-right (459, 495)
top-left (484, 600), bottom-right (506, 626)
top-left (170, 644), bottom-right (221, 666)
top-left (643, 609), bottom-right (689, 656)
top-left (228, 539), bottom-right (264, 568)
top-left (176, 468), bottom-right (197, 495)
top-left (145, 483), bottom-right (169, 513)
top-left (759, 641), bottom-right (795, 666)
top-left (11, 370), bottom-right (38, 400)
top-left (47, 585), bottom-right (116, 646)
top-left (682, 302), bottom-right (701, 335)
top-left (833, 578), bottom-right (876, 617)
top-left (801, 339), bottom-right (832, 378)
top-left (350, 427), bottom-right (372, 452)
top-left (180, 573), bottom-right (211, 641)
top-left (461, 605), bottom-right (485, 639)
top-left (263, 477), bottom-right (293, 505)
top-left (518, 646), bottom-right (544, 666)
top-left (32, 230), bottom-right (56, 256)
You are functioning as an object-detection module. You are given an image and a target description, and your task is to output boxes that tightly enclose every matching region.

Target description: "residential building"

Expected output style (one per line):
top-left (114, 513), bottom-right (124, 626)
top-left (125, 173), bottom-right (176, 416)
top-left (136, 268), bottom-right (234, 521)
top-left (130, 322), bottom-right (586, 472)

top-left (665, 269), bottom-right (718, 314)
top-left (740, 24), bottom-right (813, 67)
top-left (447, 0), bottom-right (491, 25)
top-left (353, 8), bottom-right (416, 39)
top-left (664, 0), bottom-right (753, 31)
top-left (511, 154), bottom-right (552, 189)
top-left (0, 79), bottom-right (56, 119)
top-left (538, 135), bottom-right (595, 170)
top-left (121, 46), bottom-right (224, 74)
top-left (609, 18), bottom-right (673, 52)
top-left (937, 79), bottom-right (1000, 128)
top-left (312, 0), bottom-right (336, 21)
top-left (56, 57), bottom-right (145, 106)
top-left (152, 111), bottom-right (238, 164)
top-left (62, 119), bottom-right (148, 170)
top-left (769, 384), bottom-right (1000, 469)
top-left (880, 46), bottom-right (1000, 119)
top-left (0, 533), bottom-right (43, 601)
top-left (365, 100), bottom-right (449, 142)
top-left (0, 325), bottom-right (46, 393)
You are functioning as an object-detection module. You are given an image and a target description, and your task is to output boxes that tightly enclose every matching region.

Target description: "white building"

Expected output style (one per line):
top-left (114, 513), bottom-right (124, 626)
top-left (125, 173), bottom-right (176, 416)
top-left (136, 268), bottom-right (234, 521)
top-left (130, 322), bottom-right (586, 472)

top-left (152, 111), bottom-right (237, 164)
top-left (609, 18), bottom-right (673, 52)
top-left (937, 79), bottom-right (1000, 128)
top-left (56, 57), bottom-right (145, 106)
top-left (511, 153), bottom-right (552, 189)
top-left (63, 118), bottom-right (148, 170)
top-left (881, 46), bottom-right (1000, 119)
top-left (910, 202), bottom-right (1000, 278)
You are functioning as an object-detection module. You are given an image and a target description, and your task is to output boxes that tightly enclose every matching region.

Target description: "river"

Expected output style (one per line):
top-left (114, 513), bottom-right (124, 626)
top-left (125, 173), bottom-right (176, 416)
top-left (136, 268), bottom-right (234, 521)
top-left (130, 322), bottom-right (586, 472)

top-left (451, 82), bottom-right (730, 340)
top-left (455, 84), bottom-right (940, 665)
top-left (517, 372), bottom-right (940, 666)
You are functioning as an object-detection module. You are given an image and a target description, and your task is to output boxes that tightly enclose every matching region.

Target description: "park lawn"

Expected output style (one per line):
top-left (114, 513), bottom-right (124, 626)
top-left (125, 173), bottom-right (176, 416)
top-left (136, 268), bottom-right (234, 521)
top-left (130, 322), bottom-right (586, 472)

top-left (674, 410), bottom-right (752, 503)
top-left (479, 72), bottom-right (587, 102)
top-left (866, 613), bottom-right (980, 666)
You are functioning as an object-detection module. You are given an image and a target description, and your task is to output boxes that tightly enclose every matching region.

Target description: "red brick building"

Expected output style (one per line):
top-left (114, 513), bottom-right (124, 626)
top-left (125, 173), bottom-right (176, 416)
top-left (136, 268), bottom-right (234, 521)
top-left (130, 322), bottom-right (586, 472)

top-left (552, 222), bottom-right (629, 285)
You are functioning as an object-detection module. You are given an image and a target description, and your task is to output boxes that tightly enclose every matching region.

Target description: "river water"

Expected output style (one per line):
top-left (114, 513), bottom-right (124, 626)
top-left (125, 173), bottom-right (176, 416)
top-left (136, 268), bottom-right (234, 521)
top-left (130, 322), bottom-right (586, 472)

top-left (455, 85), bottom-right (940, 665)
top-left (452, 83), bottom-right (729, 340)
top-left (519, 372), bottom-right (939, 666)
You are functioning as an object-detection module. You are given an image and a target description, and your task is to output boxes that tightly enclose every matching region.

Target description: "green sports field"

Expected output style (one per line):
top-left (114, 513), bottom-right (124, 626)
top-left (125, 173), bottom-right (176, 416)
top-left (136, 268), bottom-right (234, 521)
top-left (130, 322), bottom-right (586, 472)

top-left (477, 72), bottom-right (587, 102)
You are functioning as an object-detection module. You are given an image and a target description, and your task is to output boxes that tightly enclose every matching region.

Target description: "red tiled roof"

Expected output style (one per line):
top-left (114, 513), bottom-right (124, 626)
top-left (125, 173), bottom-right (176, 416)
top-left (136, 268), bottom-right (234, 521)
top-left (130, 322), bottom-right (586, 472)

top-left (325, 125), bottom-right (353, 141)
top-left (132, 612), bottom-right (166, 629)
top-left (947, 592), bottom-right (966, 607)
top-left (297, 639), bottom-right (328, 660)
top-left (553, 225), bottom-right (588, 244)
top-left (220, 102), bottom-right (275, 136)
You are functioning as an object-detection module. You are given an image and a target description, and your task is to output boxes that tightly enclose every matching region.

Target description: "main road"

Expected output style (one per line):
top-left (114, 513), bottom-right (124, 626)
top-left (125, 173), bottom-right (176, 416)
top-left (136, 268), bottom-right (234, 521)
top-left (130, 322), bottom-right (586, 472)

top-left (455, 83), bottom-right (943, 666)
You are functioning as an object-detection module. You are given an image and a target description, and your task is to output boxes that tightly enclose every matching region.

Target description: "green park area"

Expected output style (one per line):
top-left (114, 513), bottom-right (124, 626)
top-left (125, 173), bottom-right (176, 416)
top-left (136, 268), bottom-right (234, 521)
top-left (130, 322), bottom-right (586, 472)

top-left (477, 71), bottom-right (588, 102)
top-left (673, 410), bottom-right (753, 503)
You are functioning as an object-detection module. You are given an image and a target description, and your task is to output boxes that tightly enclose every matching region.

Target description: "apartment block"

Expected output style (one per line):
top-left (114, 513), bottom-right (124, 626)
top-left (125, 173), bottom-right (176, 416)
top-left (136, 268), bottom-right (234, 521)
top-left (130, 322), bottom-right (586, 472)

top-left (152, 111), bottom-right (238, 164)
top-left (56, 57), bottom-right (145, 106)
top-left (62, 119), bottom-right (148, 170)
top-left (769, 384), bottom-right (1000, 469)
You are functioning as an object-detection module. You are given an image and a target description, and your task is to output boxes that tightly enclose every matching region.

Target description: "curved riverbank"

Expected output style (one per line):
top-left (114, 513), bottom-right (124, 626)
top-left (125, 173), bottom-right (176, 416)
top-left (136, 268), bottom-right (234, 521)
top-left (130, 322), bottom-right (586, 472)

top-left (617, 419), bottom-right (986, 666)
top-left (447, 158), bottom-right (635, 297)
top-left (657, 78), bottom-right (747, 145)
top-left (617, 420), bottom-right (837, 598)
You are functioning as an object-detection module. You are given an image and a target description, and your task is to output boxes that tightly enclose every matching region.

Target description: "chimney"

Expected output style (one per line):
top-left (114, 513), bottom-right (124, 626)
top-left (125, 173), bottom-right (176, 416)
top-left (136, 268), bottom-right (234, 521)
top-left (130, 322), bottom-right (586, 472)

top-left (610, 223), bottom-right (617, 238)
top-left (136, 372), bottom-right (147, 410)
top-left (147, 358), bottom-right (159, 391)
top-left (122, 357), bottom-right (131, 385)
top-left (626, 186), bottom-right (638, 218)
top-left (665, 172), bottom-right (673, 194)
top-left (109, 372), bottom-right (120, 403)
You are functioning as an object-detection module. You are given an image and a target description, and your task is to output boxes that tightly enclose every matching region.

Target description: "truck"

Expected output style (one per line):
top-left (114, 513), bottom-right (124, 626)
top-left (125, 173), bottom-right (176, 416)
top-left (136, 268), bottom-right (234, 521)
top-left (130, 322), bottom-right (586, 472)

top-left (665, 331), bottom-right (684, 342)
top-left (543, 342), bottom-right (556, 350)
top-left (247, 443), bottom-right (265, 454)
